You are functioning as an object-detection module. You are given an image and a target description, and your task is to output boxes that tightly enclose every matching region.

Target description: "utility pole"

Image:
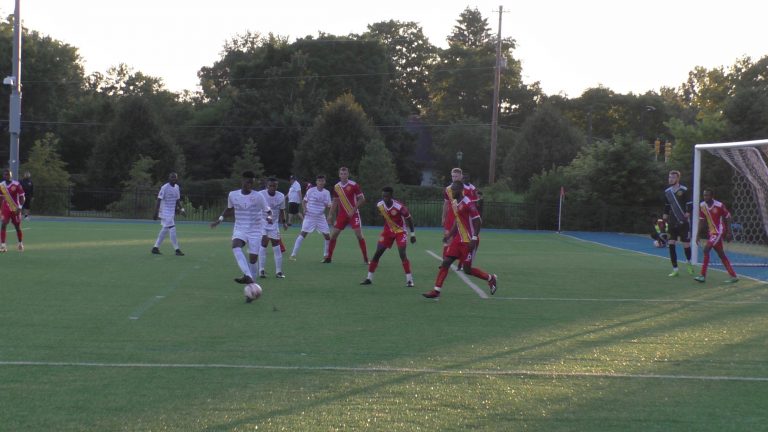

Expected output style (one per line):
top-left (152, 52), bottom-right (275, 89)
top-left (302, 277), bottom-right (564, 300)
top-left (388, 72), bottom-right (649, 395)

top-left (488, 5), bottom-right (503, 184)
top-left (5, 0), bottom-right (22, 178)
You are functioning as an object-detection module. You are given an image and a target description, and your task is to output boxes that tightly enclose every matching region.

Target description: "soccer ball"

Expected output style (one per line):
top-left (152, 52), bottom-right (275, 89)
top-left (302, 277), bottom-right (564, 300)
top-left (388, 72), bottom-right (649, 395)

top-left (244, 283), bottom-right (263, 300)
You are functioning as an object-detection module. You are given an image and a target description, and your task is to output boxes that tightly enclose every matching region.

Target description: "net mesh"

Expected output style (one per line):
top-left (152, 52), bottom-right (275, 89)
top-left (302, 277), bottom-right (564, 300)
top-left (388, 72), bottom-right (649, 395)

top-left (705, 146), bottom-right (768, 266)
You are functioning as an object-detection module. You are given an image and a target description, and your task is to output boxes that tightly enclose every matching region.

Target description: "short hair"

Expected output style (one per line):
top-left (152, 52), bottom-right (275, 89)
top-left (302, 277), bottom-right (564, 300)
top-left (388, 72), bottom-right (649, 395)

top-left (289, 174), bottom-right (296, 180)
top-left (339, 166), bottom-right (349, 172)
top-left (451, 168), bottom-right (463, 175)
top-left (381, 186), bottom-right (394, 194)
top-left (669, 170), bottom-right (681, 177)
top-left (703, 187), bottom-right (715, 195)
top-left (267, 177), bottom-right (277, 183)
top-left (242, 171), bottom-right (256, 179)
top-left (316, 174), bottom-right (326, 180)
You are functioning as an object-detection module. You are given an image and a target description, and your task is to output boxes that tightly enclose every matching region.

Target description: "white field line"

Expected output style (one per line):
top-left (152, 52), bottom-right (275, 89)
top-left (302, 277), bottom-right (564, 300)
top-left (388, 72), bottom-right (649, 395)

top-left (2, 360), bottom-right (767, 382)
top-left (487, 296), bottom-right (768, 305)
top-left (559, 233), bottom-right (764, 284)
top-left (426, 250), bottom-right (488, 298)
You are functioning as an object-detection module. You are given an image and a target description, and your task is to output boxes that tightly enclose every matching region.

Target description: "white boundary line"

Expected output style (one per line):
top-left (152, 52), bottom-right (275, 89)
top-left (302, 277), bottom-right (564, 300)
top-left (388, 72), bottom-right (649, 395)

top-left (2, 360), bottom-right (767, 382)
top-left (426, 250), bottom-right (488, 298)
top-left (487, 296), bottom-right (768, 305)
top-left (559, 233), bottom-right (765, 284)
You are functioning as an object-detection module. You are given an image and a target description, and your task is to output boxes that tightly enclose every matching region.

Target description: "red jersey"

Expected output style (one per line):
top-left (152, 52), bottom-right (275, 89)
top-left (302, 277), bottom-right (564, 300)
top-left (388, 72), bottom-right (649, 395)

top-left (0, 180), bottom-right (24, 212)
top-left (450, 196), bottom-right (480, 243)
top-left (699, 199), bottom-right (731, 236)
top-left (377, 199), bottom-right (411, 234)
top-left (332, 180), bottom-right (364, 216)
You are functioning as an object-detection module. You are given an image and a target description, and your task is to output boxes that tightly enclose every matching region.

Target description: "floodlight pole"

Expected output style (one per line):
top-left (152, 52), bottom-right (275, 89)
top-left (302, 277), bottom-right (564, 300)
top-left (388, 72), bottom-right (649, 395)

top-left (6, 0), bottom-right (22, 178)
top-left (488, 5), bottom-right (502, 184)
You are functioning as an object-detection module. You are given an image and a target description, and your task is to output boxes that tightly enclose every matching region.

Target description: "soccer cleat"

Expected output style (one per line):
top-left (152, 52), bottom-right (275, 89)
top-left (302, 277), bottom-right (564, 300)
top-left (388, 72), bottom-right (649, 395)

top-left (406, 280), bottom-right (414, 287)
top-left (0, 243), bottom-right (7, 253)
top-left (259, 270), bottom-right (267, 279)
top-left (360, 278), bottom-right (372, 285)
top-left (289, 255), bottom-right (297, 261)
top-left (668, 270), bottom-right (679, 277)
top-left (724, 277), bottom-right (739, 284)
top-left (17, 243), bottom-right (24, 252)
top-left (322, 257), bottom-right (332, 263)
top-left (245, 296), bottom-right (253, 304)
top-left (694, 276), bottom-right (706, 283)
top-left (422, 289), bottom-right (441, 299)
top-left (488, 274), bottom-right (498, 295)
top-left (276, 272), bottom-right (285, 278)
top-left (234, 275), bottom-right (251, 284)
top-left (687, 263), bottom-right (695, 275)
top-left (151, 247), bottom-right (161, 255)
top-left (175, 249), bottom-right (185, 256)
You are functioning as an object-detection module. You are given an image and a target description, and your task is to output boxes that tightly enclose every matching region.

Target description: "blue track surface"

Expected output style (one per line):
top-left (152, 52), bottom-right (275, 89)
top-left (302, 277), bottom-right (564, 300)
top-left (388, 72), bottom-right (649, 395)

top-left (563, 231), bottom-right (768, 283)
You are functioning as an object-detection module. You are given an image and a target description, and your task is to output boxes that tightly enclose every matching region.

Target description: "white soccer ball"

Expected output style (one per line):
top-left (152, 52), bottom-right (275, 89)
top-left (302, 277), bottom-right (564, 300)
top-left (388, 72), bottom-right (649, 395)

top-left (244, 283), bottom-right (263, 300)
top-left (653, 240), bottom-right (660, 248)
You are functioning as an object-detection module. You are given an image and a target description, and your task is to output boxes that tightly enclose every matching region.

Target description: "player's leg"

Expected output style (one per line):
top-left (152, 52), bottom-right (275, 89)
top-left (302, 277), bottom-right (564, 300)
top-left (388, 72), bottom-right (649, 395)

top-left (461, 247), bottom-right (497, 295)
top-left (326, 221), bottom-right (344, 261)
top-left (231, 237), bottom-right (254, 284)
top-left (667, 238), bottom-right (679, 277)
top-left (0, 212), bottom-right (9, 252)
top-left (11, 212), bottom-right (22, 251)
top-left (681, 222), bottom-right (693, 274)
top-left (152, 219), bottom-right (169, 254)
top-left (291, 215), bottom-right (316, 259)
top-left (165, 216), bottom-right (182, 255)
top-left (352, 214), bottom-right (369, 264)
top-left (695, 241), bottom-right (714, 282)
top-left (397, 241), bottom-right (414, 287)
top-left (361, 245), bottom-right (387, 285)
top-left (270, 238), bottom-right (284, 277)
top-left (713, 242), bottom-right (738, 281)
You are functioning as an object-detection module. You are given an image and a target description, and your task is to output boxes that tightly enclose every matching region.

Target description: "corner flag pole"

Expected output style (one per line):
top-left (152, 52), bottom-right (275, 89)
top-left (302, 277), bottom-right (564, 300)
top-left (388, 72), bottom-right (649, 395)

top-left (557, 186), bottom-right (565, 232)
top-left (6, 0), bottom-right (22, 178)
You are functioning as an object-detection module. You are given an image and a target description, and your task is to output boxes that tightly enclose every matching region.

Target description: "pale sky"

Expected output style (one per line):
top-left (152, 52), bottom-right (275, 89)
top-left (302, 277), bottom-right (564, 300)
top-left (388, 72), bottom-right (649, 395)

top-left (10, 0), bottom-right (768, 97)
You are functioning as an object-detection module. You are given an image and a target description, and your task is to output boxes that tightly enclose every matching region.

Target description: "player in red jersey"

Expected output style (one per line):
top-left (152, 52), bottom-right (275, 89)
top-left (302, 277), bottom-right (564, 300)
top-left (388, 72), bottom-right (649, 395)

top-left (694, 188), bottom-right (738, 283)
top-left (360, 186), bottom-right (416, 287)
top-left (441, 168), bottom-right (465, 237)
top-left (325, 166), bottom-right (369, 264)
top-left (0, 168), bottom-right (25, 252)
top-left (423, 181), bottom-right (497, 299)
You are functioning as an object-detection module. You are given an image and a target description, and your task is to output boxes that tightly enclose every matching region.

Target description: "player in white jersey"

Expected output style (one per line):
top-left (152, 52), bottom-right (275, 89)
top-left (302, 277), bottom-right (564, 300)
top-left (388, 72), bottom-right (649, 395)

top-left (258, 177), bottom-right (288, 278)
top-left (211, 171), bottom-right (272, 285)
top-left (290, 175), bottom-right (332, 260)
top-left (152, 172), bottom-right (185, 256)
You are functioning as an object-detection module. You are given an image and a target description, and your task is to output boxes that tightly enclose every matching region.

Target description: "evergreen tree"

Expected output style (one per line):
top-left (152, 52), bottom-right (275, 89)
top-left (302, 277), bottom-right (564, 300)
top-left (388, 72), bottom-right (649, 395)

top-left (21, 133), bottom-right (72, 215)
top-left (230, 138), bottom-right (265, 182)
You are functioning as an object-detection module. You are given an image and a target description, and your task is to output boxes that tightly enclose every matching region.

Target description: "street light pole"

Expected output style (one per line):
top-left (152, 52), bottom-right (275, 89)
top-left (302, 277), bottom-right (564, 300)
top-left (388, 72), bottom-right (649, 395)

top-left (6, 0), bottom-right (22, 178)
top-left (456, 151), bottom-right (463, 169)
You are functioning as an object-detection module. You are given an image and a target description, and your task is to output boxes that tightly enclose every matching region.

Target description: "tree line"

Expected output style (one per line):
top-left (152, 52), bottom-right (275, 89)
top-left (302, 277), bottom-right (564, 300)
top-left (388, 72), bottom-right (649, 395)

top-left (1, 8), bottom-right (767, 220)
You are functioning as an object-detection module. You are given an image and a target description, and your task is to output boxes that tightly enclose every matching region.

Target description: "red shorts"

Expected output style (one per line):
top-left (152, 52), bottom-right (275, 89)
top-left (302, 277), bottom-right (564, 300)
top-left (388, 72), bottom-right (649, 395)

top-left (334, 210), bottom-right (362, 230)
top-left (445, 238), bottom-right (474, 267)
top-left (1, 207), bottom-right (21, 225)
top-left (378, 230), bottom-right (407, 249)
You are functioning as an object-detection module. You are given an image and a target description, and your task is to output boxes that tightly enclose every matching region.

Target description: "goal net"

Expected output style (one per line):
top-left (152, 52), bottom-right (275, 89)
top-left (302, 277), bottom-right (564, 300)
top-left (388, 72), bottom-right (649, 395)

top-left (692, 139), bottom-right (768, 269)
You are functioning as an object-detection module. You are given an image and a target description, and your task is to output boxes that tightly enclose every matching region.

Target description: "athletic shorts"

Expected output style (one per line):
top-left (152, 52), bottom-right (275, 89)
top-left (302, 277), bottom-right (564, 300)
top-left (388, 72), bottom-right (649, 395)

top-left (263, 221), bottom-right (281, 240)
top-left (445, 238), bottom-right (474, 267)
top-left (1, 207), bottom-right (21, 225)
top-left (377, 230), bottom-right (407, 249)
top-left (669, 222), bottom-right (691, 243)
top-left (301, 214), bottom-right (330, 235)
top-left (288, 202), bottom-right (300, 215)
top-left (159, 215), bottom-right (176, 228)
top-left (334, 210), bottom-right (362, 230)
top-left (232, 229), bottom-right (264, 254)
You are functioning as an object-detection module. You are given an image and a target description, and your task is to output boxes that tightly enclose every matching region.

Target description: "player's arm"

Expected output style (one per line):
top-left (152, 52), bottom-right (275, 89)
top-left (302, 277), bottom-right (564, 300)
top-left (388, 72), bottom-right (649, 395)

top-left (353, 193), bottom-right (365, 216)
top-left (280, 207), bottom-right (288, 230)
top-left (153, 197), bottom-right (162, 220)
top-left (442, 200), bottom-right (449, 225)
top-left (470, 216), bottom-right (481, 251)
top-left (175, 198), bottom-right (186, 216)
top-left (210, 207), bottom-right (234, 228)
top-left (406, 215), bottom-right (416, 244)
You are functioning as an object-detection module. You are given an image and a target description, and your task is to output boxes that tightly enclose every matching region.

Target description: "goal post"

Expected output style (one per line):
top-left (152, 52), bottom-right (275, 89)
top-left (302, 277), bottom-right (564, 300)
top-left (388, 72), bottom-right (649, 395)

top-left (692, 139), bottom-right (768, 267)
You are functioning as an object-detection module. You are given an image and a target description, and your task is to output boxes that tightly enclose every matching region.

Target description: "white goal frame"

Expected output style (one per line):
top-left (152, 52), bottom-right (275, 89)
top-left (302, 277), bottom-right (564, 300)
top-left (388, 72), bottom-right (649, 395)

top-left (692, 138), bottom-right (768, 265)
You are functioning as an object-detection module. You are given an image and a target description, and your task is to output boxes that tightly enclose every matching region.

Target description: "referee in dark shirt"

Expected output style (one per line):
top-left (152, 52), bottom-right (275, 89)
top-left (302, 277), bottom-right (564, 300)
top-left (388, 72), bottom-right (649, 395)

top-left (20, 171), bottom-right (33, 220)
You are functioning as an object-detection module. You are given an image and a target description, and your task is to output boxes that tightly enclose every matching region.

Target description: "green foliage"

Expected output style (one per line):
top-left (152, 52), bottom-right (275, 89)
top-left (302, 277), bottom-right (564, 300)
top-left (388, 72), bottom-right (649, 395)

top-left (21, 133), bottom-right (73, 214)
top-left (358, 138), bottom-right (398, 204)
top-left (293, 94), bottom-right (382, 178)
top-left (107, 156), bottom-right (158, 217)
top-left (429, 119), bottom-right (489, 185)
top-left (230, 138), bottom-right (264, 181)
top-left (504, 104), bottom-right (585, 191)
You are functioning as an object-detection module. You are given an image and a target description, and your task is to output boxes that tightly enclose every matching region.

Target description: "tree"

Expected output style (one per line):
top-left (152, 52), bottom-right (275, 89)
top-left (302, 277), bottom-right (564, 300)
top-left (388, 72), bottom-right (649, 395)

top-left (358, 138), bottom-right (398, 202)
top-left (107, 156), bottom-right (158, 218)
top-left (230, 138), bottom-right (264, 182)
top-left (365, 20), bottom-right (438, 111)
top-left (21, 133), bottom-right (72, 214)
top-left (504, 104), bottom-right (585, 191)
top-left (293, 94), bottom-right (383, 179)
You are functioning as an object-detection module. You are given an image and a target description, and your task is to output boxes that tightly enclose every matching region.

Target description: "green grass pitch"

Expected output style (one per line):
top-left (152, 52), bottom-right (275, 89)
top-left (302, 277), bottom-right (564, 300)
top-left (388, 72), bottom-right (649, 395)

top-left (1, 219), bottom-right (767, 431)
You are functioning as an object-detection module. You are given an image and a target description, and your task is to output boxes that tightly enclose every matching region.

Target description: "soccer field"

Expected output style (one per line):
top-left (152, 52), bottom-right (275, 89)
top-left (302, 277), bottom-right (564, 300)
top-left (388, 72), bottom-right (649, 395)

top-left (2, 219), bottom-right (768, 431)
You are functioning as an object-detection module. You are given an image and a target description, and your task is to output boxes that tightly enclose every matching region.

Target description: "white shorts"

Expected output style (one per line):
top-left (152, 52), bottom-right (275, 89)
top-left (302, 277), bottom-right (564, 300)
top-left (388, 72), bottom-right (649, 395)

top-left (159, 215), bottom-right (176, 228)
top-left (232, 229), bottom-right (265, 254)
top-left (263, 222), bottom-right (281, 240)
top-left (301, 214), bottom-right (330, 235)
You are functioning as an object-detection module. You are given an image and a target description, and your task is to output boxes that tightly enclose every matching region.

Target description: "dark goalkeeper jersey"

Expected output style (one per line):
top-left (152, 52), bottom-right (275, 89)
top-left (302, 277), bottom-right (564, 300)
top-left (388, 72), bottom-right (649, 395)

top-left (664, 185), bottom-right (692, 227)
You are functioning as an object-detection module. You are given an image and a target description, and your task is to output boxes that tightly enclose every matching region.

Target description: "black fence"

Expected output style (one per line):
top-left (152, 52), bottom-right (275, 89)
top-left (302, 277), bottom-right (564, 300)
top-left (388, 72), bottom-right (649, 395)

top-left (29, 186), bottom-right (659, 234)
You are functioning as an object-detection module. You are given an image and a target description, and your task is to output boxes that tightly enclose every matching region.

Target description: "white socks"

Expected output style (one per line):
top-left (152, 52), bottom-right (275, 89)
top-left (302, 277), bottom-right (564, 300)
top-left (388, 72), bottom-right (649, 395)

top-left (232, 247), bottom-right (252, 278)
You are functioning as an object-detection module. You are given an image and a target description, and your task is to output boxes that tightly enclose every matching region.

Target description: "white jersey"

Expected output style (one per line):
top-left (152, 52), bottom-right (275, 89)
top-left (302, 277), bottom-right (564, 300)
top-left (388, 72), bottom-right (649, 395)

top-left (227, 189), bottom-right (270, 236)
top-left (304, 186), bottom-right (331, 217)
top-left (157, 183), bottom-right (180, 218)
top-left (260, 190), bottom-right (285, 218)
top-left (288, 180), bottom-right (302, 203)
